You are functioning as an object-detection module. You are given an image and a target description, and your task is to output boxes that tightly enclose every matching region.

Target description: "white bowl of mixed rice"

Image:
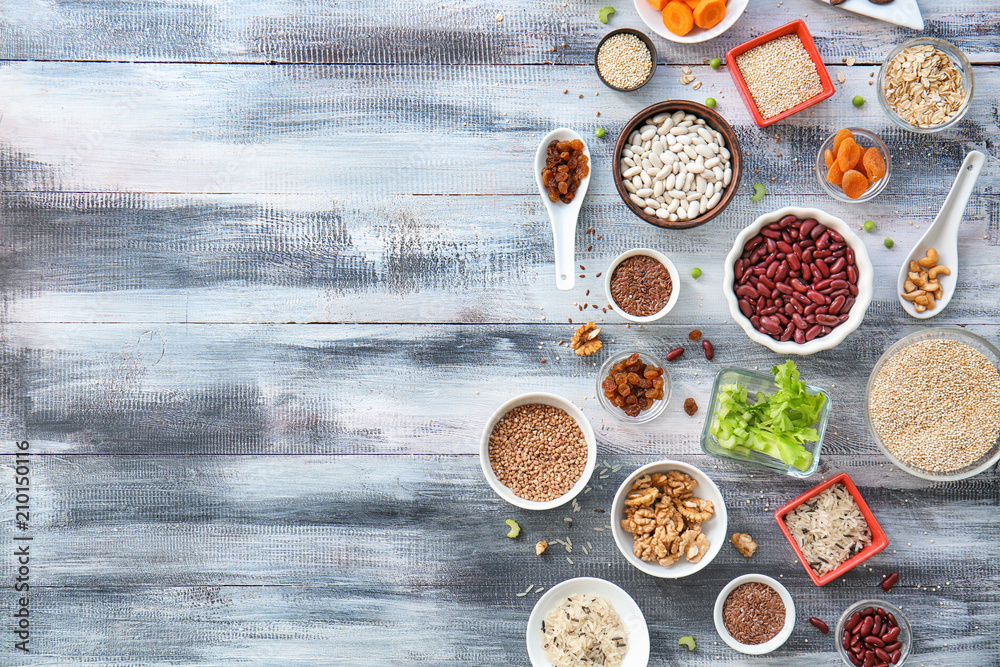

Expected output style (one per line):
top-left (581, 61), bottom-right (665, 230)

top-left (526, 577), bottom-right (650, 667)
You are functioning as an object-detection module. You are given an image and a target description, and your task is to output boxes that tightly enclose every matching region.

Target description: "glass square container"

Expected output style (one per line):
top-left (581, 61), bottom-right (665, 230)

top-left (699, 366), bottom-right (831, 477)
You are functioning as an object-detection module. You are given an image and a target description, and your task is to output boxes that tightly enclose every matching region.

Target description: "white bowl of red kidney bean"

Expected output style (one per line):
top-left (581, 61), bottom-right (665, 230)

top-left (605, 248), bottom-right (681, 323)
top-left (835, 599), bottom-right (911, 666)
top-left (723, 207), bottom-right (874, 355)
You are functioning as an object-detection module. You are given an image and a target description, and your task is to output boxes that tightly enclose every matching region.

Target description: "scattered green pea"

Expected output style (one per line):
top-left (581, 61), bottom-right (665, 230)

top-left (852, 95), bottom-right (866, 107)
top-left (691, 267), bottom-right (702, 279)
top-left (864, 219), bottom-right (875, 232)
top-left (595, 127), bottom-right (606, 138)
top-left (705, 97), bottom-right (717, 108)
top-left (505, 519), bottom-right (521, 538)
top-left (750, 183), bottom-right (767, 202)
top-left (679, 636), bottom-right (697, 651)
top-left (884, 237), bottom-right (894, 249)
top-left (710, 58), bottom-right (722, 70)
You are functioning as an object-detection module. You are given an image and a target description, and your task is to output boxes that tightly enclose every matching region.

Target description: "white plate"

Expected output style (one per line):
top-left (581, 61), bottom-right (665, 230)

top-left (812, 0), bottom-right (924, 31)
top-left (526, 577), bottom-right (650, 667)
top-left (633, 0), bottom-right (750, 44)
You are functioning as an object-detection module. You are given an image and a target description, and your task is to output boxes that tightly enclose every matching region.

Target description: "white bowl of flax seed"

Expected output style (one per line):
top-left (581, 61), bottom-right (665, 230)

top-left (480, 393), bottom-right (597, 510)
top-left (605, 248), bottom-right (680, 323)
top-left (714, 574), bottom-right (795, 655)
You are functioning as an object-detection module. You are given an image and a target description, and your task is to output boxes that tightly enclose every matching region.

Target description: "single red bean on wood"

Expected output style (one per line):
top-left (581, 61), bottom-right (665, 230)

top-left (702, 340), bottom-right (714, 360)
top-left (809, 617), bottom-right (830, 634)
top-left (666, 347), bottom-right (684, 361)
top-left (881, 572), bottom-right (899, 592)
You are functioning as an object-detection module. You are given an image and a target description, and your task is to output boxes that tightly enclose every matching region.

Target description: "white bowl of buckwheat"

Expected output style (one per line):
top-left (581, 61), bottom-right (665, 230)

top-left (480, 392), bottom-right (597, 510)
top-left (611, 460), bottom-right (728, 578)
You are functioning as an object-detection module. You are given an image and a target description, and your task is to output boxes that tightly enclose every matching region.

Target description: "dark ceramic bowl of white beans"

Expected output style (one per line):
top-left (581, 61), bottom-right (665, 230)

top-left (613, 100), bottom-right (743, 230)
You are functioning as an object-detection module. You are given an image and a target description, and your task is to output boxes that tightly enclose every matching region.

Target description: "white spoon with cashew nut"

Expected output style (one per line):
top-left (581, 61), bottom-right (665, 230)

top-left (896, 150), bottom-right (985, 319)
top-left (534, 128), bottom-right (592, 291)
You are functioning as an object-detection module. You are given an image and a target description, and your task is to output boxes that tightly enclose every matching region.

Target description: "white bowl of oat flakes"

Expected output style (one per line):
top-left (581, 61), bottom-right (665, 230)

top-left (481, 393), bottom-right (597, 510)
top-left (611, 460), bottom-right (727, 578)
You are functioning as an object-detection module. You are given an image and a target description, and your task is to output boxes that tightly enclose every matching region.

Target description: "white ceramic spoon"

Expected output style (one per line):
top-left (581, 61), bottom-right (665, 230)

top-left (897, 150), bottom-right (986, 319)
top-left (534, 128), bottom-right (592, 291)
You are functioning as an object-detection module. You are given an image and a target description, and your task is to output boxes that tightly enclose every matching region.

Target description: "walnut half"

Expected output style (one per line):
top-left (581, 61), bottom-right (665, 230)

top-left (731, 533), bottom-right (758, 558)
top-left (570, 321), bottom-right (602, 356)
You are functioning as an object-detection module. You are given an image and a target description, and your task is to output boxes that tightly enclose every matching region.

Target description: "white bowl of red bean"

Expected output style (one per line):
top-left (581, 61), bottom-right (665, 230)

top-left (835, 600), bottom-right (911, 666)
top-left (723, 207), bottom-right (874, 355)
top-left (480, 392), bottom-right (597, 511)
top-left (605, 248), bottom-right (680, 323)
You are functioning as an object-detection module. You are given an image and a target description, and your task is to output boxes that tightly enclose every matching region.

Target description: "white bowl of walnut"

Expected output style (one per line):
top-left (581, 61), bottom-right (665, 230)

top-left (610, 460), bottom-right (728, 578)
top-left (480, 392), bottom-right (597, 510)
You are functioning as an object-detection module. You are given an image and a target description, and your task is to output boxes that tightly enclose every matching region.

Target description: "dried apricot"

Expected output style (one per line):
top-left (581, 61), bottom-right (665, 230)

top-left (824, 149), bottom-right (835, 169)
top-left (837, 138), bottom-right (863, 172)
top-left (862, 147), bottom-right (886, 182)
top-left (832, 128), bottom-right (855, 155)
top-left (826, 161), bottom-right (846, 187)
top-left (841, 170), bottom-right (869, 200)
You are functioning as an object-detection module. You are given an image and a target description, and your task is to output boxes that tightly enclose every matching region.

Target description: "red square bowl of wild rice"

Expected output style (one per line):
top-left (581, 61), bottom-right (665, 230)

top-left (726, 20), bottom-right (835, 128)
top-left (773, 472), bottom-right (888, 586)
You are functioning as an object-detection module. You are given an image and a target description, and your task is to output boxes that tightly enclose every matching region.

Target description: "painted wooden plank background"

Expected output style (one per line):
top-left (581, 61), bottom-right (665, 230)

top-left (1, 0), bottom-right (999, 664)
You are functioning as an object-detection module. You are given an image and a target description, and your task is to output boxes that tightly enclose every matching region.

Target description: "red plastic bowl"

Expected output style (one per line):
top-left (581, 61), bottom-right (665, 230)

top-left (773, 472), bottom-right (888, 586)
top-left (726, 20), bottom-right (835, 128)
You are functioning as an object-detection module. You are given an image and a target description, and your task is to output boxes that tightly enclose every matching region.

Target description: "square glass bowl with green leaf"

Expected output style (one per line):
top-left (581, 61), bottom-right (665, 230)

top-left (700, 361), bottom-right (831, 477)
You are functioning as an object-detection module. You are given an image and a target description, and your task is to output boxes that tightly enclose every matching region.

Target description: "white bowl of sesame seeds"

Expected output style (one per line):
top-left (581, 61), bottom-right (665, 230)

top-left (481, 393), bottom-right (597, 510)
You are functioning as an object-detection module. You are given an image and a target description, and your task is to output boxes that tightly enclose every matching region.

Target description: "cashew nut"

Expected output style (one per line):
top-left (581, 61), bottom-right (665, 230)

top-left (922, 280), bottom-right (941, 293)
top-left (928, 265), bottom-right (951, 279)
top-left (915, 294), bottom-right (930, 306)
top-left (935, 287), bottom-right (943, 300)
top-left (914, 303), bottom-right (927, 312)
top-left (917, 248), bottom-right (939, 268)
top-left (904, 279), bottom-right (918, 293)
top-left (902, 290), bottom-right (923, 302)
top-left (925, 293), bottom-right (936, 310)
top-left (908, 272), bottom-right (926, 287)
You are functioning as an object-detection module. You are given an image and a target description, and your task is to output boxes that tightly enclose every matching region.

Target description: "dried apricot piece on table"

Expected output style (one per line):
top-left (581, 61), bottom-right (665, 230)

top-left (841, 169), bottom-right (869, 199)
top-left (837, 137), bottom-right (863, 172)
top-left (862, 147), bottom-right (886, 182)
top-left (824, 149), bottom-right (835, 169)
top-left (832, 128), bottom-right (855, 155)
top-left (826, 161), bottom-right (846, 187)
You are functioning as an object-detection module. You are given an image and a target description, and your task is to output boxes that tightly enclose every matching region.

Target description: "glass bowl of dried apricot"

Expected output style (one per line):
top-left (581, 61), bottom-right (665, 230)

top-left (816, 128), bottom-right (891, 203)
top-left (597, 350), bottom-right (671, 423)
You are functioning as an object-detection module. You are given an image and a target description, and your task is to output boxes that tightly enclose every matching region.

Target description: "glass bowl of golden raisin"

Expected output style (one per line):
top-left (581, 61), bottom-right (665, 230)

top-left (597, 350), bottom-right (671, 424)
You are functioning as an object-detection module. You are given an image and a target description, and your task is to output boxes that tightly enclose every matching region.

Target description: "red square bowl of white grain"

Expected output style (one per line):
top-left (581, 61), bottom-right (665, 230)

top-left (726, 20), bottom-right (836, 128)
